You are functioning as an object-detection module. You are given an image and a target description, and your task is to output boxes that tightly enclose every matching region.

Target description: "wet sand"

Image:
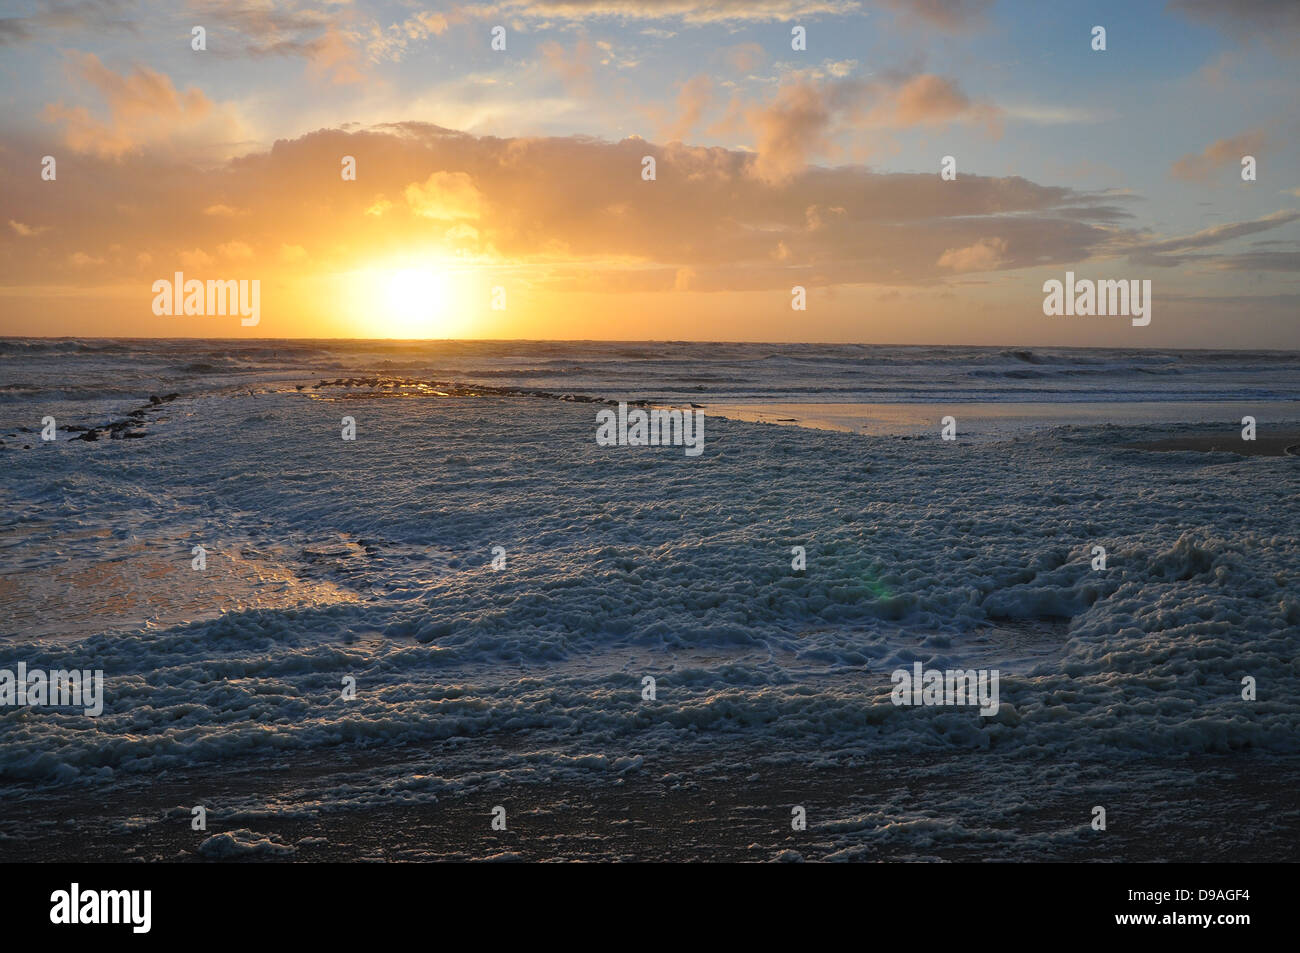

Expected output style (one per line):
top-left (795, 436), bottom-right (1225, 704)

top-left (1123, 432), bottom-right (1300, 457)
top-left (703, 401), bottom-right (1300, 442)
top-left (2, 744), bottom-right (1297, 862)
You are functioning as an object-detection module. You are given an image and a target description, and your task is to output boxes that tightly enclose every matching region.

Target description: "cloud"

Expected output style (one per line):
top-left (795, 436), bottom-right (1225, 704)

top-left (1198, 51), bottom-right (1236, 87)
top-left (878, 0), bottom-right (994, 31)
top-left (183, 1), bottom-right (368, 82)
top-left (306, 25), bottom-right (365, 86)
top-left (722, 42), bottom-right (766, 73)
top-left (878, 73), bottom-right (1002, 131)
top-left (203, 204), bottom-right (249, 217)
top-left (663, 75), bottom-right (713, 141)
top-left (540, 38), bottom-right (598, 96)
top-left (488, 0), bottom-right (989, 28)
top-left (9, 220), bottom-right (48, 237)
top-left (0, 17), bottom-right (32, 45)
top-left (404, 171), bottom-right (486, 220)
top-left (1128, 209), bottom-right (1300, 266)
top-left (43, 52), bottom-right (241, 159)
top-left (0, 0), bottom-right (133, 46)
top-left (1170, 130), bottom-right (1270, 182)
top-left (478, 1), bottom-right (863, 23)
top-left (0, 121), bottom-right (1132, 295)
top-left (1167, 0), bottom-right (1300, 55)
top-left (744, 73), bottom-right (1003, 181)
top-left (937, 237), bottom-right (1007, 272)
top-left (746, 82), bottom-right (835, 182)
top-left (367, 9), bottom-right (456, 62)
top-left (189, 0), bottom-right (331, 56)
top-left (1206, 250), bottom-right (1300, 271)
top-left (179, 248), bottom-right (214, 269)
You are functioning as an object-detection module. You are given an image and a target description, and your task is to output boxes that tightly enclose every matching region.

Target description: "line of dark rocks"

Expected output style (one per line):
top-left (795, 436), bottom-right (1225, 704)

top-left (309, 376), bottom-right (704, 409)
top-left (1, 392), bottom-right (180, 449)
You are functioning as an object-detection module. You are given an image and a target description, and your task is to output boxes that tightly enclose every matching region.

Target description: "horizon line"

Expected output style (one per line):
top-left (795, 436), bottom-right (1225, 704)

top-left (1, 334), bottom-right (1298, 355)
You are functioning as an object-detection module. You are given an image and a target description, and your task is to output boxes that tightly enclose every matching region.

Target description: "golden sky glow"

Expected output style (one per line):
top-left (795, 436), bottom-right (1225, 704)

top-left (0, 1), bottom-right (1297, 346)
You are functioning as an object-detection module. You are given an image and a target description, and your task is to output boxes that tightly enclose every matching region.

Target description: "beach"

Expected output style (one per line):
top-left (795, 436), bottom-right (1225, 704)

top-left (2, 340), bottom-right (1298, 861)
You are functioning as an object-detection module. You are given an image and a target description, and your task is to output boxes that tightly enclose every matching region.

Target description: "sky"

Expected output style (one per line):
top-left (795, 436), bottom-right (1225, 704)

top-left (0, 0), bottom-right (1297, 347)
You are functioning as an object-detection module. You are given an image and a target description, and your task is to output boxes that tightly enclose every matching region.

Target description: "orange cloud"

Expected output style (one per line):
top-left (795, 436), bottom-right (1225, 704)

top-left (44, 52), bottom-right (240, 159)
top-left (879, 0), bottom-right (994, 31)
top-left (9, 220), bottom-right (48, 237)
top-left (540, 38), bottom-right (598, 97)
top-left (890, 74), bottom-right (1001, 132)
top-left (485, 1), bottom-right (862, 23)
top-left (664, 75), bottom-right (714, 142)
top-left (744, 73), bottom-right (1002, 180)
top-left (0, 122), bottom-right (1130, 296)
top-left (937, 237), bottom-right (1008, 272)
top-left (1170, 130), bottom-right (1270, 182)
top-left (746, 82), bottom-right (835, 182)
top-left (722, 42), bottom-right (766, 73)
top-left (404, 171), bottom-right (486, 220)
top-left (308, 25), bottom-right (365, 86)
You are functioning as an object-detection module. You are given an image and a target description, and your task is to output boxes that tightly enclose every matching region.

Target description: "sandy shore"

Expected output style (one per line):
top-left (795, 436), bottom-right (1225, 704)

top-left (2, 743), bottom-right (1298, 862)
top-left (5, 386), bottom-right (1298, 863)
top-left (704, 401), bottom-right (1300, 441)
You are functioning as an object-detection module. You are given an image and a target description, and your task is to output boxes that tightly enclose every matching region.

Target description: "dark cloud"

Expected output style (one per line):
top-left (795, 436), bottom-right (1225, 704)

top-left (1167, 0), bottom-right (1300, 54)
top-left (0, 0), bottom-right (135, 45)
top-left (1129, 210), bottom-right (1300, 266)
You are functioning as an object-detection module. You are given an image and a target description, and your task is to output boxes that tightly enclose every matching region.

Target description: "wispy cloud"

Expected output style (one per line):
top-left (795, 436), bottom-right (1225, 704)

top-left (1170, 129), bottom-right (1271, 182)
top-left (43, 52), bottom-right (242, 159)
top-left (1129, 209), bottom-right (1300, 266)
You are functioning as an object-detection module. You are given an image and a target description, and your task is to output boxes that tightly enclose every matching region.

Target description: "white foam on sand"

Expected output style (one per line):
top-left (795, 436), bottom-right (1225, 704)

top-left (1, 390), bottom-right (1297, 850)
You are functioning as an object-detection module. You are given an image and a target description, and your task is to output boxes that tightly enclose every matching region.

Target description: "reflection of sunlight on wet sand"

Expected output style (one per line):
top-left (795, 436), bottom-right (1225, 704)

top-left (704, 400), bottom-right (1300, 439)
top-left (0, 535), bottom-right (359, 642)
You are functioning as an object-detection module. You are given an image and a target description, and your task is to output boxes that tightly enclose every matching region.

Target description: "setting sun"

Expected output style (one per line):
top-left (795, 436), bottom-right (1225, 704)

top-left (383, 268), bottom-right (448, 338)
top-left (333, 263), bottom-right (479, 339)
